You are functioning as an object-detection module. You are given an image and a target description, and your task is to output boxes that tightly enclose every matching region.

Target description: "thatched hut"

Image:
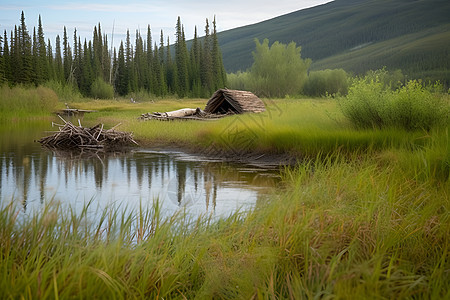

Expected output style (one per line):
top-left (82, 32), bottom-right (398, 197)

top-left (204, 89), bottom-right (265, 114)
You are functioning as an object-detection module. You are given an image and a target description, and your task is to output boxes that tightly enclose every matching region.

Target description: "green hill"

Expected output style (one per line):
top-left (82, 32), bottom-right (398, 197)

top-left (218, 0), bottom-right (450, 84)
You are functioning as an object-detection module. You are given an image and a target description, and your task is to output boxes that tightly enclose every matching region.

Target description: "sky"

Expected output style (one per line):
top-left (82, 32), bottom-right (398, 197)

top-left (0, 0), bottom-right (332, 49)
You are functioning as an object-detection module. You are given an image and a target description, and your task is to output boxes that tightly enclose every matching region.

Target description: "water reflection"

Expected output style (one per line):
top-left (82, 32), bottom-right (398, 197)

top-left (0, 121), bottom-right (280, 219)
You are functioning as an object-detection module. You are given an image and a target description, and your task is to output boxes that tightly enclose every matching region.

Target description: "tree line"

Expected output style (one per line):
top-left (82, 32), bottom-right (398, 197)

top-left (0, 12), bottom-right (227, 98)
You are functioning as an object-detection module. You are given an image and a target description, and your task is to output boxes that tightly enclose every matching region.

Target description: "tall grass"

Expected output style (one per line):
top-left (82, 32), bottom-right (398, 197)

top-left (43, 80), bottom-right (83, 102)
top-left (0, 85), bottom-right (59, 121)
top-left (1, 95), bottom-right (448, 298)
top-left (1, 151), bottom-right (448, 298)
top-left (65, 98), bottom-right (447, 165)
top-left (198, 99), bottom-right (431, 160)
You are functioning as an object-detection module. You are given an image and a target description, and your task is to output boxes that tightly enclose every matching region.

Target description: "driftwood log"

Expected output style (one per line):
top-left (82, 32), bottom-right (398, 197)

top-left (140, 107), bottom-right (227, 121)
top-left (38, 116), bottom-right (138, 151)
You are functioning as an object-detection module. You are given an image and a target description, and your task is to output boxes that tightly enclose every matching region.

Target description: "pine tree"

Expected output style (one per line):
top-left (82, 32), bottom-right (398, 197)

top-left (189, 27), bottom-right (202, 97)
top-left (79, 39), bottom-right (93, 96)
top-left (115, 41), bottom-right (128, 96)
top-left (17, 11), bottom-right (33, 84)
top-left (47, 38), bottom-right (55, 80)
top-left (36, 15), bottom-right (49, 84)
top-left (200, 18), bottom-right (213, 96)
top-left (157, 31), bottom-right (167, 96)
top-left (111, 47), bottom-right (117, 85)
top-left (72, 29), bottom-right (81, 87)
top-left (102, 33), bottom-right (110, 83)
top-left (125, 29), bottom-right (135, 93)
top-left (146, 25), bottom-right (153, 92)
top-left (152, 41), bottom-right (165, 96)
top-left (32, 27), bottom-right (38, 84)
top-left (2, 31), bottom-right (11, 82)
top-left (134, 29), bottom-right (147, 91)
top-left (211, 16), bottom-right (227, 90)
top-left (165, 36), bottom-right (176, 94)
top-left (54, 35), bottom-right (64, 82)
top-left (0, 34), bottom-right (3, 83)
top-left (11, 28), bottom-right (19, 83)
top-left (159, 30), bottom-right (165, 65)
top-left (63, 26), bottom-right (73, 84)
top-left (92, 24), bottom-right (102, 79)
top-left (175, 17), bottom-right (189, 97)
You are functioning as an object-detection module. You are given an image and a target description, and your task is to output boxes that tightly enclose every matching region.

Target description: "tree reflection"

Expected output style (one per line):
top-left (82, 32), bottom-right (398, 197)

top-left (1, 135), bottom-right (280, 215)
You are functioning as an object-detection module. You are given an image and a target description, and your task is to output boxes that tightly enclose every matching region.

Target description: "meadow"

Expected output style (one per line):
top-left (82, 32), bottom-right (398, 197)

top-left (0, 85), bottom-right (449, 298)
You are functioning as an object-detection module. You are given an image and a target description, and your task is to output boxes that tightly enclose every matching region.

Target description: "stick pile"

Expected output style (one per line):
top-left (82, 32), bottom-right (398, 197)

top-left (38, 116), bottom-right (138, 151)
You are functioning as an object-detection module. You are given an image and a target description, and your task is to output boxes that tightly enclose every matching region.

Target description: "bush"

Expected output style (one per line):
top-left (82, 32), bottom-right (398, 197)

top-left (339, 72), bottom-right (449, 131)
top-left (388, 80), bottom-right (449, 130)
top-left (247, 39), bottom-right (311, 98)
top-left (365, 68), bottom-right (405, 90)
top-left (226, 71), bottom-right (249, 91)
top-left (303, 69), bottom-right (349, 97)
top-left (90, 77), bottom-right (114, 99)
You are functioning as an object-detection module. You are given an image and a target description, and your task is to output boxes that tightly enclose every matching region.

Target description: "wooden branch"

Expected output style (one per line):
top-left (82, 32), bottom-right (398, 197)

top-left (38, 116), bottom-right (138, 151)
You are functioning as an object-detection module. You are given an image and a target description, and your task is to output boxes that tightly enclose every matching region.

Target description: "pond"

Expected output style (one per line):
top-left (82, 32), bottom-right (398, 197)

top-left (0, 120), bottom-right (281, 221)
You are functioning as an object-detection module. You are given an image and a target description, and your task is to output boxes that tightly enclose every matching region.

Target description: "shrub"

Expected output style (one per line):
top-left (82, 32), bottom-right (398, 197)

top-left (365, 68), bottom-right (405, 90)
top-left (339, 72), bottom-right (449, 131)
top-left (91, 77), bottom-right (114, 99)
top-left (388, 80), bottom-right (449, 130)
top-left (226, 71), bottom-right (249, 91)
top-left (303, 69), bottom-right (349, 97)
top-left (339, 75), bottom-right (389, 129)
top-left (247, 39), bottom-right (311, 98)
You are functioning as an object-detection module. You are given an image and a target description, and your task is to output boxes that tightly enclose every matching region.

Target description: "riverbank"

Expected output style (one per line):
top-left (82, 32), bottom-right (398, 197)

top-left (1, 94), bottom-right (449, 298)
top-left (75, 98), bottom-right (448, 174)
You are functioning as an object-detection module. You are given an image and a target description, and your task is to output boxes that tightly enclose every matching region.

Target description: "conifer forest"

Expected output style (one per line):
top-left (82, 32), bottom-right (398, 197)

top-left (0, 12), bottom-right (227, 98)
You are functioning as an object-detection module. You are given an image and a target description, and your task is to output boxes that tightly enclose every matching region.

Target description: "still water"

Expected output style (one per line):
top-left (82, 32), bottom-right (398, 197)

top-left (0, 120), bottom-right (280, 220)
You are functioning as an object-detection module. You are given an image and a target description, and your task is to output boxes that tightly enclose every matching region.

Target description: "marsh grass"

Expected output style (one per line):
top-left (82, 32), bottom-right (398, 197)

top-left (1, 151), bottom-right (448, 298)
top-left (70, 98), bottom-right (445, 164)
top-left (0, 85), bottom-right (59, 121)
top-left (1, 93), bottom-right (448, 298)
top-left (198, 99), bottom-right (432, 159)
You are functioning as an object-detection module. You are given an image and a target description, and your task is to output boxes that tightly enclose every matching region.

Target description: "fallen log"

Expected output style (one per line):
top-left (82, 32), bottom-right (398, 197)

top-left (38, 117), bottom-right (138, 151)
top-left (163, 108), bottom-right (197, 118)
top-left (139, 107), bottom-right (227, 121)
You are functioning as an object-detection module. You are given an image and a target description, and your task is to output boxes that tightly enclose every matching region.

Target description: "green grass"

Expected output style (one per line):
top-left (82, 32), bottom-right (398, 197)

top-left (1, 150), bottom-right (448, 298)
top-left (0, 85), bottom-right (59, 122)
top-left (195, 99), bottom-right (437, 160)
top-left (1, 89), bottom-right (448, 298)
top-left (72, 98), bottom-right (436, 159)
top-left (74, 98), bottom-right (210, 147)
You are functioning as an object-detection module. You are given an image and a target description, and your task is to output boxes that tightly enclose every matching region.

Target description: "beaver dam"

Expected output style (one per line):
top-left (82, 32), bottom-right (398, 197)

top-left (38, 116), bottom-right (138, 151)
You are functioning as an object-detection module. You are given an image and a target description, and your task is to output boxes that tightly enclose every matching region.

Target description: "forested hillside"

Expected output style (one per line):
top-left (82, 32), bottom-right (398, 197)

top-left (218, 0), bottom-right (450, 84)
